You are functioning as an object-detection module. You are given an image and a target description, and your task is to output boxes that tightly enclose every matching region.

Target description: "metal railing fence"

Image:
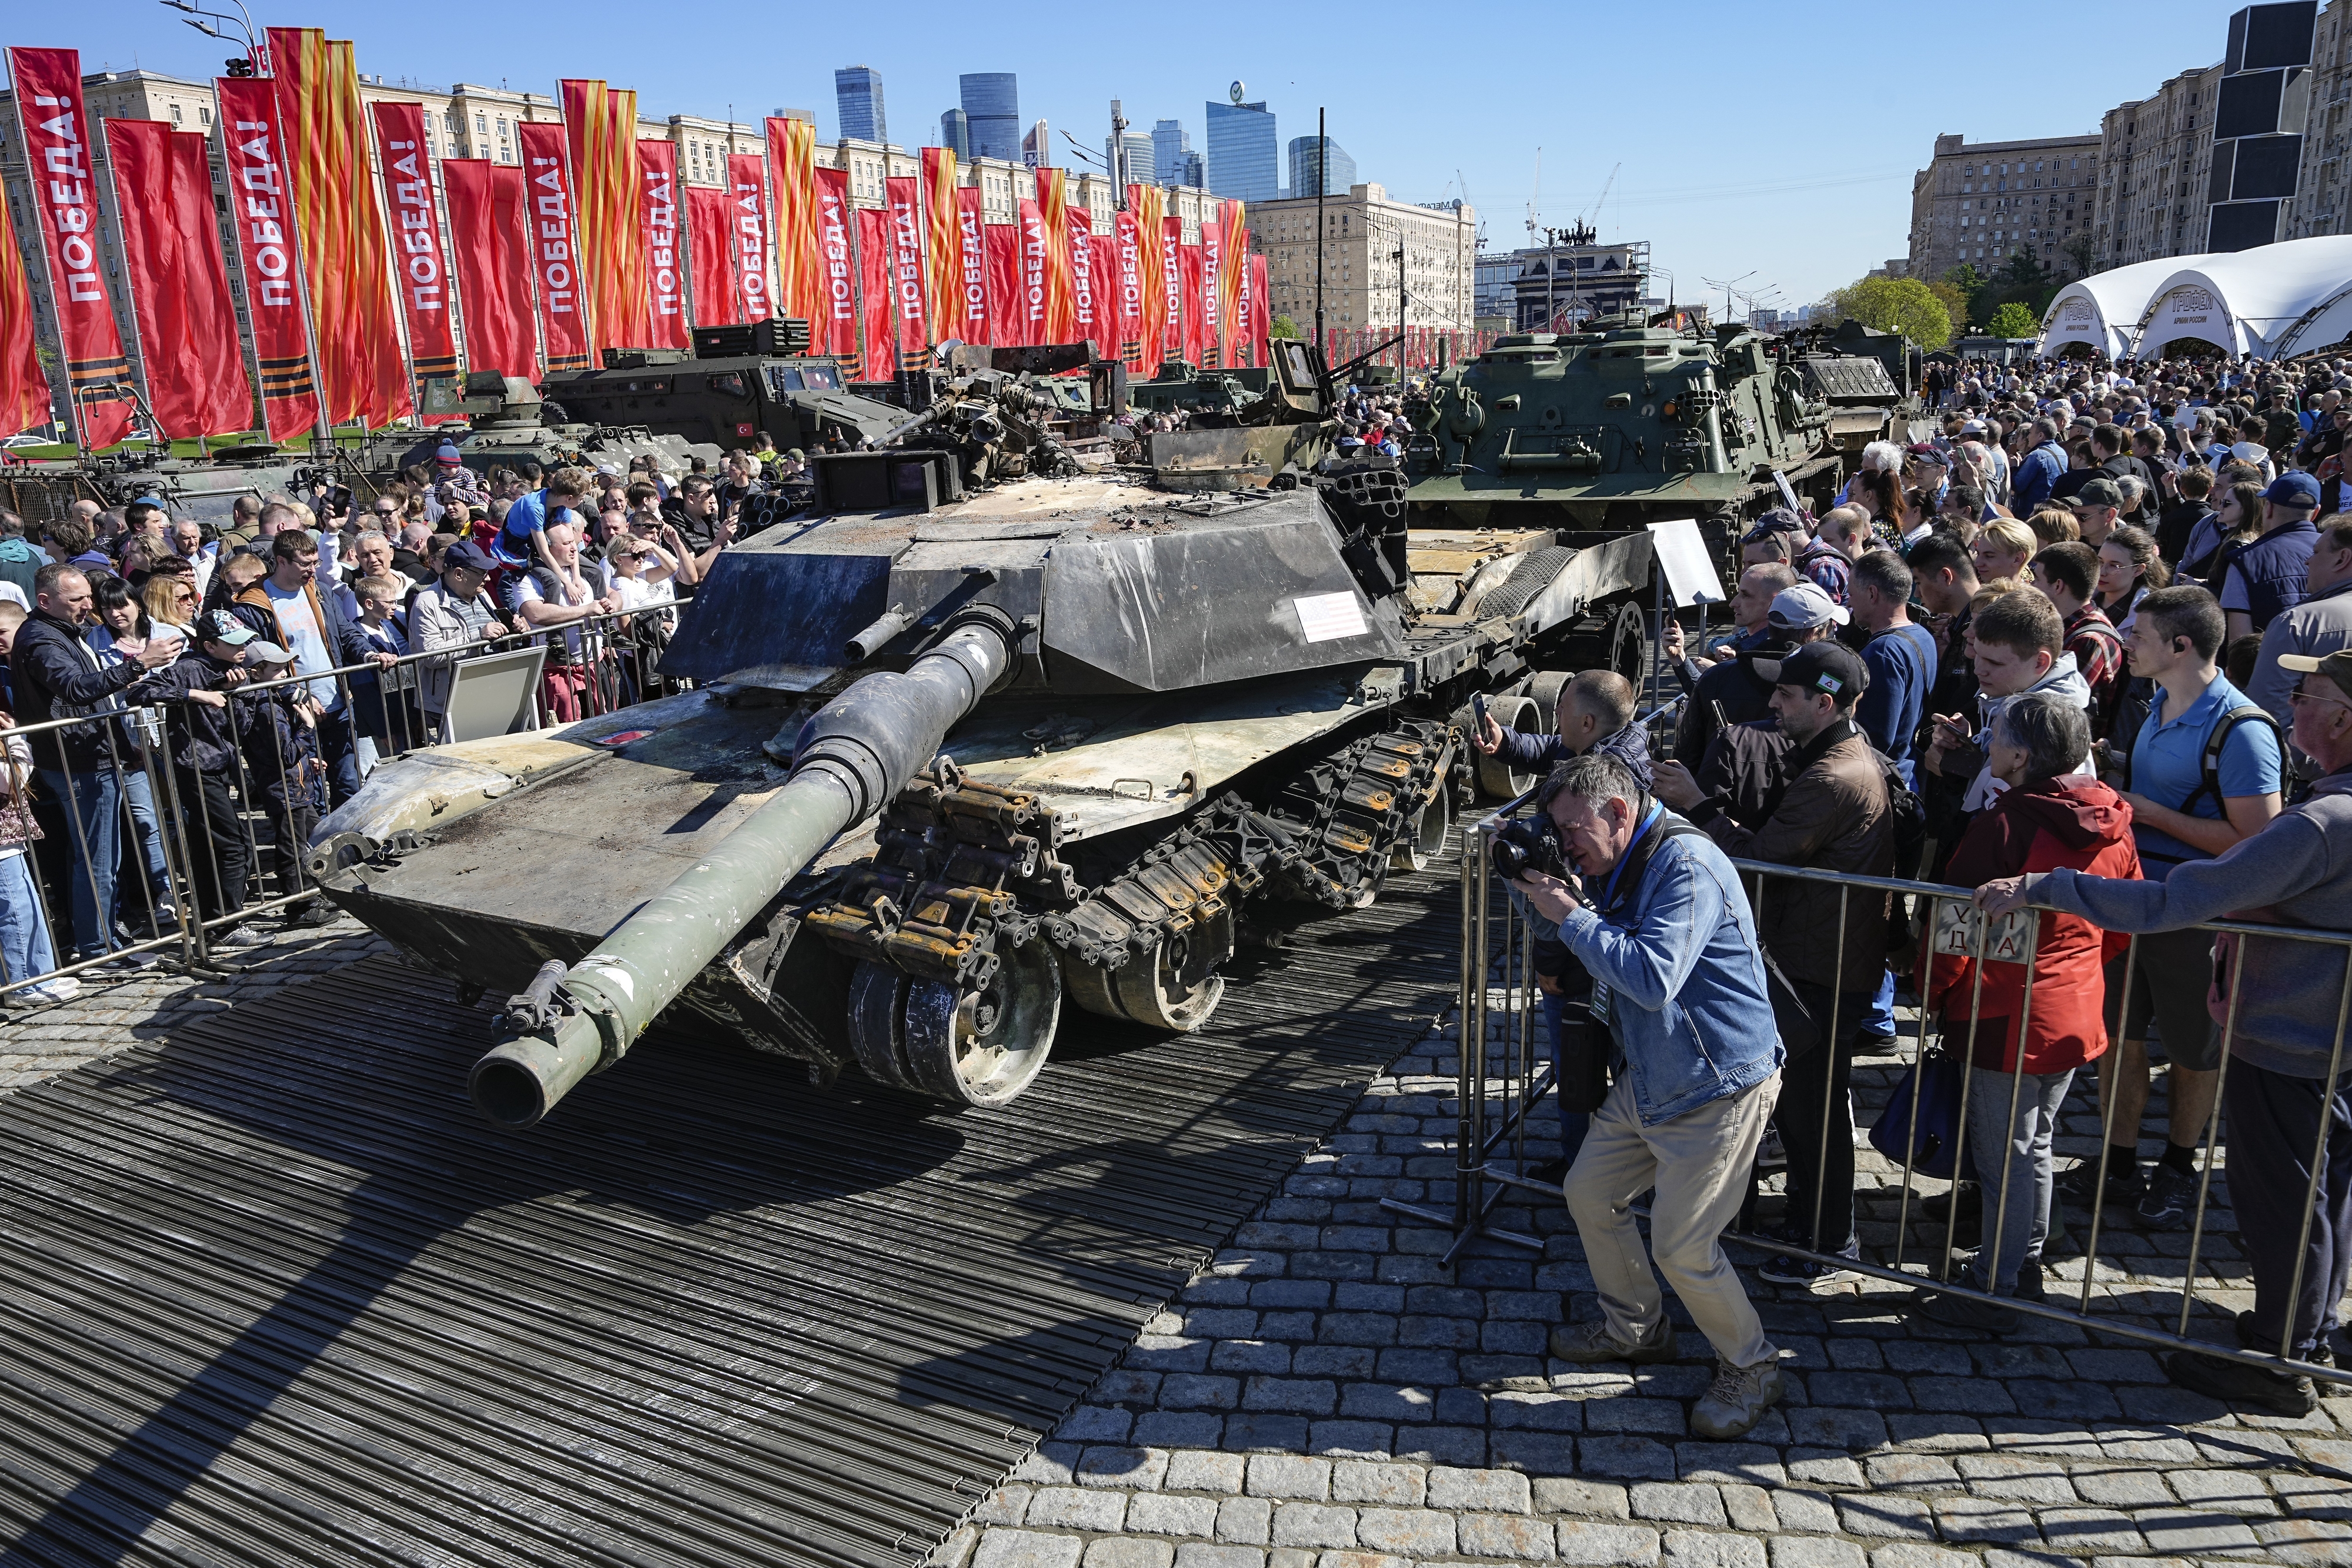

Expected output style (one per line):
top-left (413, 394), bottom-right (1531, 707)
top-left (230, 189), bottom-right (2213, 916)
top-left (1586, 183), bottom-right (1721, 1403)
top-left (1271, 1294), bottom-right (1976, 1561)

top-left (0, 599), bottom-right (687, 1004)
top-left (1397, 786), bottom-right (2352, 1389)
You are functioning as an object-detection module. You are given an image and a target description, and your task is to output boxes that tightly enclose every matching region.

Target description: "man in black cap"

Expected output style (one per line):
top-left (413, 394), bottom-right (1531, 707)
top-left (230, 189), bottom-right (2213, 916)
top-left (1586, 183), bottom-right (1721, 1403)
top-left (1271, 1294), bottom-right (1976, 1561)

top-left (2069, 477), bottom-right (2126, 550)
top-left (1655, 638), bottom-right (1894, 1288)
top-left (408, 540), bottom-right (506, 740)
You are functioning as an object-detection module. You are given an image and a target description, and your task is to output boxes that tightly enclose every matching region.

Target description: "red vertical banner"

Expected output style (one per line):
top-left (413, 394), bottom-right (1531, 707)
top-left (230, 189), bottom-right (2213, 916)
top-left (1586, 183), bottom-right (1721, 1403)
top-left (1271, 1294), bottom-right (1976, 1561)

top-left (1218, 200), bottom-right (1248, 366)
top-left (886, 175), bottom-right (930, 358)
top-left (214, 76), bottom-right (320, 443)
top-left (1065, 208), bottom-right (1100, 352)
top-left (1247, 253), bottom-right (1268, 366)
top-left (684, 185), bottom-right (741, 329)
top-left (1197, 222), bottom-right (1221, 368)
top-left (919, 148), bottom-right (959, 337)
top-left (368, 101), bottom-right (459, 417)
top-left (767, 115), bottom-right (819, 324)
top-left (727, 152), bottom-right (774, 323)
top-left (103, 119), bottom-right (248, 439)
top-left (519, 122), bottom-right (592, 372)
top-left (441, 159), bottom-right (539, 384)
top-left (951, 186), bottom-right (988, 343)
top-left (1090, 233), bottom-right (1119, 360)
top-left (6, 48), bottom-right (133, 447)
top-left (1163, 218), bottom-right (1187, 366)
top-left (0, 145), bottom-right (45, 436)
top-left (811, 166), bottom-right (857, 364)
top-left (1180, 237), bottom-right (1207, 367)
top-left (854, 206), bottom-right (894, 379)
top-left (984, 225), bottom-right (1021, 349)
top-left (636, 141), bottom-right (689, 349)
top-left (266, 28), bottom-right (409, 428)
top-left (1112, 208), bottom-right (1145, 368)
top-left (1016, 199), bottom-right (1050, 347)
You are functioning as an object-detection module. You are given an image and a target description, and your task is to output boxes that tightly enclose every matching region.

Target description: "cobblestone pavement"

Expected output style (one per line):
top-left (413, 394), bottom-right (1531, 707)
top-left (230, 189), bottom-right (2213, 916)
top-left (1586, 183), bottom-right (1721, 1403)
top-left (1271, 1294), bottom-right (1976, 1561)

top-left (944, 1015), bottom-right (2352, 1568)
top-left (0, 914), bottom-right (395, 1091)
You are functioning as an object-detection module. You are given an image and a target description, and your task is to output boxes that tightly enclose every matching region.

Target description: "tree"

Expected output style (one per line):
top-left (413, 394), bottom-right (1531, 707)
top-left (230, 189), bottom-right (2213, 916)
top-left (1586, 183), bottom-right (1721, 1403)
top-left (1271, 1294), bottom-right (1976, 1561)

top-left (1826, 275), bottom-right (1953, 350)
top-left (1991, 249), bottom-right (2060, 316)
top-left (2059, 235), bottom-right (2097, 283)
top-left (1941, 263), bottom-right (1996, 330)
top-left (1988, 302), bottom-right (2040, 340)
top-left (1923, 279), bottom-right (1970, 340)
top-left (1269, 315), bottom-right (1302, 340)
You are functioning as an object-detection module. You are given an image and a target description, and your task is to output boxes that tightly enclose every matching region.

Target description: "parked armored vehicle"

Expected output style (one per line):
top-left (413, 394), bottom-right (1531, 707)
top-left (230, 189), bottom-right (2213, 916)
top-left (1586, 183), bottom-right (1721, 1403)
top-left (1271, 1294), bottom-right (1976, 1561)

top-left (547, 347), bottom-right (904, 454)
top-left (1404, 317), bottom-right (1845, 550)
top-left (0, 443), bottom-right (331, 530)
top-left (309, 460), bottom-right (1652, 1128)
top-left (366, 373), bottom-right (724, 482)
top-left (1793, 319), bottom-right (1926, 454)
top-left (1148, 337), bottom-right (1337, 489)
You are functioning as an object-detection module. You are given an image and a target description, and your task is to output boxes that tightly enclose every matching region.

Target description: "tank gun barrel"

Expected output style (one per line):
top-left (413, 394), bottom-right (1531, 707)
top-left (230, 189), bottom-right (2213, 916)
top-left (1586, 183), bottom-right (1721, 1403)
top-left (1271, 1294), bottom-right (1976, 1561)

top-left (880, 400), bottom-right (951, 446)
top-left (466, 608), bottom-right (1017, 1127)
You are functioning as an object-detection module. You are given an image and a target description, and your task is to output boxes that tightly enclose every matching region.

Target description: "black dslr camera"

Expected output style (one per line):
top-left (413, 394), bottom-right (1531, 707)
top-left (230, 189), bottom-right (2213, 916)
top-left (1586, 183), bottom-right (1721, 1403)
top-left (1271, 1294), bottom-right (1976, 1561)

top-left (1489, 815), bottom-right (1566, 884)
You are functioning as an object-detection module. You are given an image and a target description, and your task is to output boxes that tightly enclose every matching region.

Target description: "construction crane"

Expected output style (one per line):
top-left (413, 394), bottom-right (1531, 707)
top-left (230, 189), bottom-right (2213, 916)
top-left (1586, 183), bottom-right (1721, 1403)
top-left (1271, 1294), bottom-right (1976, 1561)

top-left (1571, 162), bottom-right (1619, 247)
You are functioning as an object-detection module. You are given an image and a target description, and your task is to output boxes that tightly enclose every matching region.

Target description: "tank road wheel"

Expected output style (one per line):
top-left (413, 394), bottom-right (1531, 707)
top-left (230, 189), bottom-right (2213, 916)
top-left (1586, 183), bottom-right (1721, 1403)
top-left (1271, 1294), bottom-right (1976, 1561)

top-left (1475, 693), bottom-right (1543, 799)
top-left (1114, 900), bottom-right (1234, 1032)
top-left (848, 961), bottom-right (917, 1089)
top-left (901, 940), bottom-right (1063, 1107)
top-left (1391, 781), bottom-right (1454, 874)
top-left (1559, 601), bottom-right (1646, 687)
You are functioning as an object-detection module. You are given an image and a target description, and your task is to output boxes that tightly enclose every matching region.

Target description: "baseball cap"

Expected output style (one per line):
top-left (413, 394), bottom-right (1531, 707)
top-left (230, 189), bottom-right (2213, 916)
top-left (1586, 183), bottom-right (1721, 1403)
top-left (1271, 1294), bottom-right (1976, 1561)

top-left (1775, 640), bottom-right (1869, 702)
top-left (1904, 442), bottom-right (1949, 469)
top-left (2266, 472), bottom-right (2323, 509)
top-left (2071, 477), bottom-right (2124, 510)
top-left (2279, 648), bottom-right (2352, 700)
top-left (202, 609), bottom-right (256, 646)
top-left (245, 640), bottom-right (293, 665)
top-left (443, 539), bottom-right (497, 573)
top-left (1767, 581), bottom-right (1850, 631)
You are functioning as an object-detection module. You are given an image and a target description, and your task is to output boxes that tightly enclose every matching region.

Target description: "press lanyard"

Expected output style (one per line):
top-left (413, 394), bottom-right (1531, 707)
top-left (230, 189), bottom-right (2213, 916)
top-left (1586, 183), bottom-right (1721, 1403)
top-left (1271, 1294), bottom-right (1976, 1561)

top-left (1599, 801), bottom-right (1663, 913)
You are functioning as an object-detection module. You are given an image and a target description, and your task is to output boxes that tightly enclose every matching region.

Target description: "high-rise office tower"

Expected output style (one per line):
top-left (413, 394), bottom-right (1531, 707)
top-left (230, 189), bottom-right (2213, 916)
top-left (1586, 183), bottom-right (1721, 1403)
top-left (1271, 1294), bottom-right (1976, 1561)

top-left (1287, 135), bottom-right (1355, 198)
top-left (1023, 119), bottom-right (1050, 169)
top-left (1105, 129), bottom-right (1156, 187)
top-left (1153, 119), bottom-right (1192, 185)
top-left (1206, 92), bottom-right (1279, 202)
top-left (835, 65), bottom-right (886, 143)
top-left (958, 72), bottom-right (1020, 163)
top-left (939, 108), bottom-right (971, 160)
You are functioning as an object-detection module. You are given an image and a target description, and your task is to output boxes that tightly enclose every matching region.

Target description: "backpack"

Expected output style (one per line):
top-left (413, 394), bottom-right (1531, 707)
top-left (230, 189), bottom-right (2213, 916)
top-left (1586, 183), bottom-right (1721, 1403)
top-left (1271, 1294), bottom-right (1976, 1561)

top-left (2120, 699), bottom-right (2285, 846)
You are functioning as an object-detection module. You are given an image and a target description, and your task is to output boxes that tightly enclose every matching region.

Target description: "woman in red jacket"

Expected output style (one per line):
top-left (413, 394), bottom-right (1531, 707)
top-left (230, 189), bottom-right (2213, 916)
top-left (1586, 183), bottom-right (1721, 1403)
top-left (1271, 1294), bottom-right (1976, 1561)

top-left (1908, 692), bottom-right (2142, 1335)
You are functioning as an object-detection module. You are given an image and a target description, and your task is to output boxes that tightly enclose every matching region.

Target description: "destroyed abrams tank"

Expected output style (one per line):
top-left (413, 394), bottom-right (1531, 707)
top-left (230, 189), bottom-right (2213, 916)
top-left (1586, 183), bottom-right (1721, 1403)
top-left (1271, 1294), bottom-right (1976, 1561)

top-left (1147, 338), bottom-right (1337, 490)
top-left (369, 372), bottom-right (726, 482)
top-left (1405, 318), bottom-right (1846, 554)
top-left (309, 466), bottom-right (1651, 1128)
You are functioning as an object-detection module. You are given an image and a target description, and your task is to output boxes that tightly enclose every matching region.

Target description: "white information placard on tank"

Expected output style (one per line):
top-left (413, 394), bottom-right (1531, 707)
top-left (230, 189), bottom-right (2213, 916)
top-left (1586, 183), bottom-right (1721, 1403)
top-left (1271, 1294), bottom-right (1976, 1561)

top-left (1644, 518), bottom-right (1725, 610)
top-left (1293, 590), bottom-right (1369, 643)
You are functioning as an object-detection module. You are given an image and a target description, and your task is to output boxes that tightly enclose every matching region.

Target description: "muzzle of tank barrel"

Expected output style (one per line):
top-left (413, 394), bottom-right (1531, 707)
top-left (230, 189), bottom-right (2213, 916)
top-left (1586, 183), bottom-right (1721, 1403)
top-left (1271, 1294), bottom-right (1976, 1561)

top-left (466, 607), bottom-right (1017, 1126)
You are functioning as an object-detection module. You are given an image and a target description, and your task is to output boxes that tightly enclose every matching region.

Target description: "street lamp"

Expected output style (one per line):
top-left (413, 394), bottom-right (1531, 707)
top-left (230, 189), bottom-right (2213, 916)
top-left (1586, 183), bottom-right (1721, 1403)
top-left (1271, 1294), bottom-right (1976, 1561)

top-left (158, 0), bottom-right (259, 73)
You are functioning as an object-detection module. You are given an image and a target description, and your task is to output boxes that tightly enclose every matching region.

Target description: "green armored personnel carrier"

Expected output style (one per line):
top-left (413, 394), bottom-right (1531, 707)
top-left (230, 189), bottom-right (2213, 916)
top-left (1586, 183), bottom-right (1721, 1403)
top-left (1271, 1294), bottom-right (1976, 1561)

top-left (1405, 317), bottom-right (1846, 546)
top-left (371, 373), bottom-right (724, 481)
top-left (0, 443), bottom-right (333, 530)
top-left (308, 454), bottom-right (1653, 1128)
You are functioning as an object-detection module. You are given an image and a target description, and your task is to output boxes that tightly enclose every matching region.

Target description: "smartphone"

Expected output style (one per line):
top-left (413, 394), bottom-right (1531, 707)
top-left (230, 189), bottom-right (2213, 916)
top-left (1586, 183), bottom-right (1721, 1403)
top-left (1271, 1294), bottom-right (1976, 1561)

top-left (1472, 692), bottom-right (1489, 728)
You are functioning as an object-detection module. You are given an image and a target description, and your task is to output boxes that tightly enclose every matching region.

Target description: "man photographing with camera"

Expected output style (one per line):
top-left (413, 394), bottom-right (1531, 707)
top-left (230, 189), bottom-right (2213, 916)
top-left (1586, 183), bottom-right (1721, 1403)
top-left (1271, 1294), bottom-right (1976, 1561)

top-left (1509, 751), bottom-right (1788, 1440)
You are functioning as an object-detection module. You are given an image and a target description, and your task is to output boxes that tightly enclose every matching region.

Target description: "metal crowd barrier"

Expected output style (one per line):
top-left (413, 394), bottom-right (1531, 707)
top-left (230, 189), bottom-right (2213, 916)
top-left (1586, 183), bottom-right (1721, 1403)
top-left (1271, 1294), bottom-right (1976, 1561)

top-left (1404, 786), bottom-right (2352, 1389)
top-left (0, 599), bottom-right (686, 1005)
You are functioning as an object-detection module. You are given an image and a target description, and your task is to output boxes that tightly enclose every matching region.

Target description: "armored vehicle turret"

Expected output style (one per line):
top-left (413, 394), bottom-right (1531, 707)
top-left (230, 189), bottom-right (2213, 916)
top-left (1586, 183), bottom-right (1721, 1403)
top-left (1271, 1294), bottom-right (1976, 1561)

top-left (368, 371), bottom-right (725, 482)
top-left (1405, 319), bottom-right (1845, 547)
top-left (310, 460), bottom-right (1653, 1129)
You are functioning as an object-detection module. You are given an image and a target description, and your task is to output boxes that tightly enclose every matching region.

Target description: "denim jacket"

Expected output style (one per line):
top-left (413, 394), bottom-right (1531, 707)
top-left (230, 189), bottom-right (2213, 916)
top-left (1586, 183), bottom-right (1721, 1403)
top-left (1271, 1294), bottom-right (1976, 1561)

top-left (1556, 811), bottom-right (1785, 1125)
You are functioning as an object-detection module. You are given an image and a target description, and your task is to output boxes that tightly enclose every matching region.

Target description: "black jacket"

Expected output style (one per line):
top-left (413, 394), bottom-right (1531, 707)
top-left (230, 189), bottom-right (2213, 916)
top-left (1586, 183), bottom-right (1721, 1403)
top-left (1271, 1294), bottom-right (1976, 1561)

top-left (10, 610), bottom-right (174, 770)
top-left (162, 648), bottom-right (240, 774)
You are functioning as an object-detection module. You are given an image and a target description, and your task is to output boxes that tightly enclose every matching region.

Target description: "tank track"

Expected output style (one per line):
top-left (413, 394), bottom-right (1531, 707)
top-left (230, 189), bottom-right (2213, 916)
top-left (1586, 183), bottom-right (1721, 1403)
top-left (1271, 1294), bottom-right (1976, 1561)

top-left (805, 719), bottom-right (1459, 1046)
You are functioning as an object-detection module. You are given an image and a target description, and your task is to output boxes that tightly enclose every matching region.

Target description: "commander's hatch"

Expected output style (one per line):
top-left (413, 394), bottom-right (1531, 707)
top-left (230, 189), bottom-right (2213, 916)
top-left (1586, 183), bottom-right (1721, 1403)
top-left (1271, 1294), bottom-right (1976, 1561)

top-left (1268, 337), bottom-right (1332, 420)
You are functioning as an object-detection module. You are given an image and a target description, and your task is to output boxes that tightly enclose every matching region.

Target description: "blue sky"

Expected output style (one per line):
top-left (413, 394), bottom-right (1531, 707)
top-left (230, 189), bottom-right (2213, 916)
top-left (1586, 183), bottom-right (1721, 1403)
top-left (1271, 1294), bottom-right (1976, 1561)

top-left (40, 0), bottom-right (2246, 309)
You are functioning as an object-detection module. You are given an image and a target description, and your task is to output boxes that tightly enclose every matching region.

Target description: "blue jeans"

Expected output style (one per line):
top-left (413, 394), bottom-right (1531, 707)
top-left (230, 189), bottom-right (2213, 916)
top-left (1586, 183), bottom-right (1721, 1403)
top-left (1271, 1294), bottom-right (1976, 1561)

top-left (0, 850), bottom-right (58, 984)
top-left (1542, 990), bottom-right (1592, 1169)
top-left (36, 765), bottom-right (120, 961)
top-left (1863, 967), bottom-right (1897, 1039)
top-left (123, 764), bottom-right (169, 885)
top-left (315, 703), bottom-right (362, 810)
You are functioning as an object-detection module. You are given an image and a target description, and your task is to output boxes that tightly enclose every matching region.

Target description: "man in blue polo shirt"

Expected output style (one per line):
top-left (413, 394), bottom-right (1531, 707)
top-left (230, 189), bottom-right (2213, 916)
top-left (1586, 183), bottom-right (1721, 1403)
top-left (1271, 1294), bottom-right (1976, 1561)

top-left (2069, 584), bottom-right (2284, 1229)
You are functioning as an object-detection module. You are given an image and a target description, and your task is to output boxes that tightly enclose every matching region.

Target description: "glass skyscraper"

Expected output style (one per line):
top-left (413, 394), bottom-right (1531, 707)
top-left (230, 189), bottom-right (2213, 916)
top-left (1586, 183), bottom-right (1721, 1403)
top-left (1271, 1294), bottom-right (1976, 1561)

top-left (1287, 135), bottom-right (1355, 198)
top-left (835, 65), bottom-right (886, 143)
top-left (1104, 130), bottom-right (1155, 188)
top-left (959, 73), bottom-right (1020, 163)
top-left (939, 109), bottom-right (971, 161)
top-left (1205, 99), bottom-right (1279, 202)
top-left (1153, 119), bottom-right (1192, 186)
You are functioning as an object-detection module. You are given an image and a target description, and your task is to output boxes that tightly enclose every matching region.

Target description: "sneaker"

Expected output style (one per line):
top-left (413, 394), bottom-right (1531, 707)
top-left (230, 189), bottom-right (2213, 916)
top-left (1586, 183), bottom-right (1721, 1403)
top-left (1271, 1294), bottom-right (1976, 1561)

top-left (108, 948), bottom-right (161, 972)
top-left (1756, 1126), bottom-right (1787, 1171)
top-left (1907, 1285), bottom-right (2021, 1336)
top-left (1950, 1251), bottom-right (2050, 1304)
top-left (1758, 1244), bottom-right (1861, 1286)
top-left (2057, 1159), bottom-right (2145, 1209)
top-left (2237, 1309), bottom-right (2338, 1368)
top-left (211, 923), bottom-right (268, 949)
top-left (1691, 1356), bottom-right (1786, 1440)
top-left (2136, 1165), bottom-right (2201, 1232)
top-left (2167, 1348), bottom-right (2318, 1417)
top-left (1521, 1158), bottom-right (1568, 1186)
top-left (280, 901), bottom-right (341, 930)
top-left (1549, 1315), bottom-right (1679, 1366)
top-left (2, 976), bottom-right (78, 1008)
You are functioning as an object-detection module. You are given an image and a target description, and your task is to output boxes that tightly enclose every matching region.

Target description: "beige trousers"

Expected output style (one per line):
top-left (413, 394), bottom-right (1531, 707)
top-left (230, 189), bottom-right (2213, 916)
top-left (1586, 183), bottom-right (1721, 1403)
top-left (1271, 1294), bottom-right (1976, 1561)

top-left (1562, 1070), bottom-right (1780, 1369)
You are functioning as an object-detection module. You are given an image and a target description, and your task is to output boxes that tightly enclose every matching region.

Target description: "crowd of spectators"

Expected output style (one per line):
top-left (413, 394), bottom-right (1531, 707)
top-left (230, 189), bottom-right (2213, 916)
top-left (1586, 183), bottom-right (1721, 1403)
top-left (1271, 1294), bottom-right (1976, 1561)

top-left (0, 434), bottom-right (804, 1007)
top-left (1488, 347), bottom-right (2352, 1433)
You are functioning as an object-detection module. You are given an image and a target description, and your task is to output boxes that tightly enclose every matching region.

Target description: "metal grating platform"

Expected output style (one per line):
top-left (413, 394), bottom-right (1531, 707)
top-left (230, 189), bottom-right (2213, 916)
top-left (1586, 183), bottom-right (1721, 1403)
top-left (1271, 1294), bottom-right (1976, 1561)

top-left (0, 852), bottom-right (1458, 1568)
